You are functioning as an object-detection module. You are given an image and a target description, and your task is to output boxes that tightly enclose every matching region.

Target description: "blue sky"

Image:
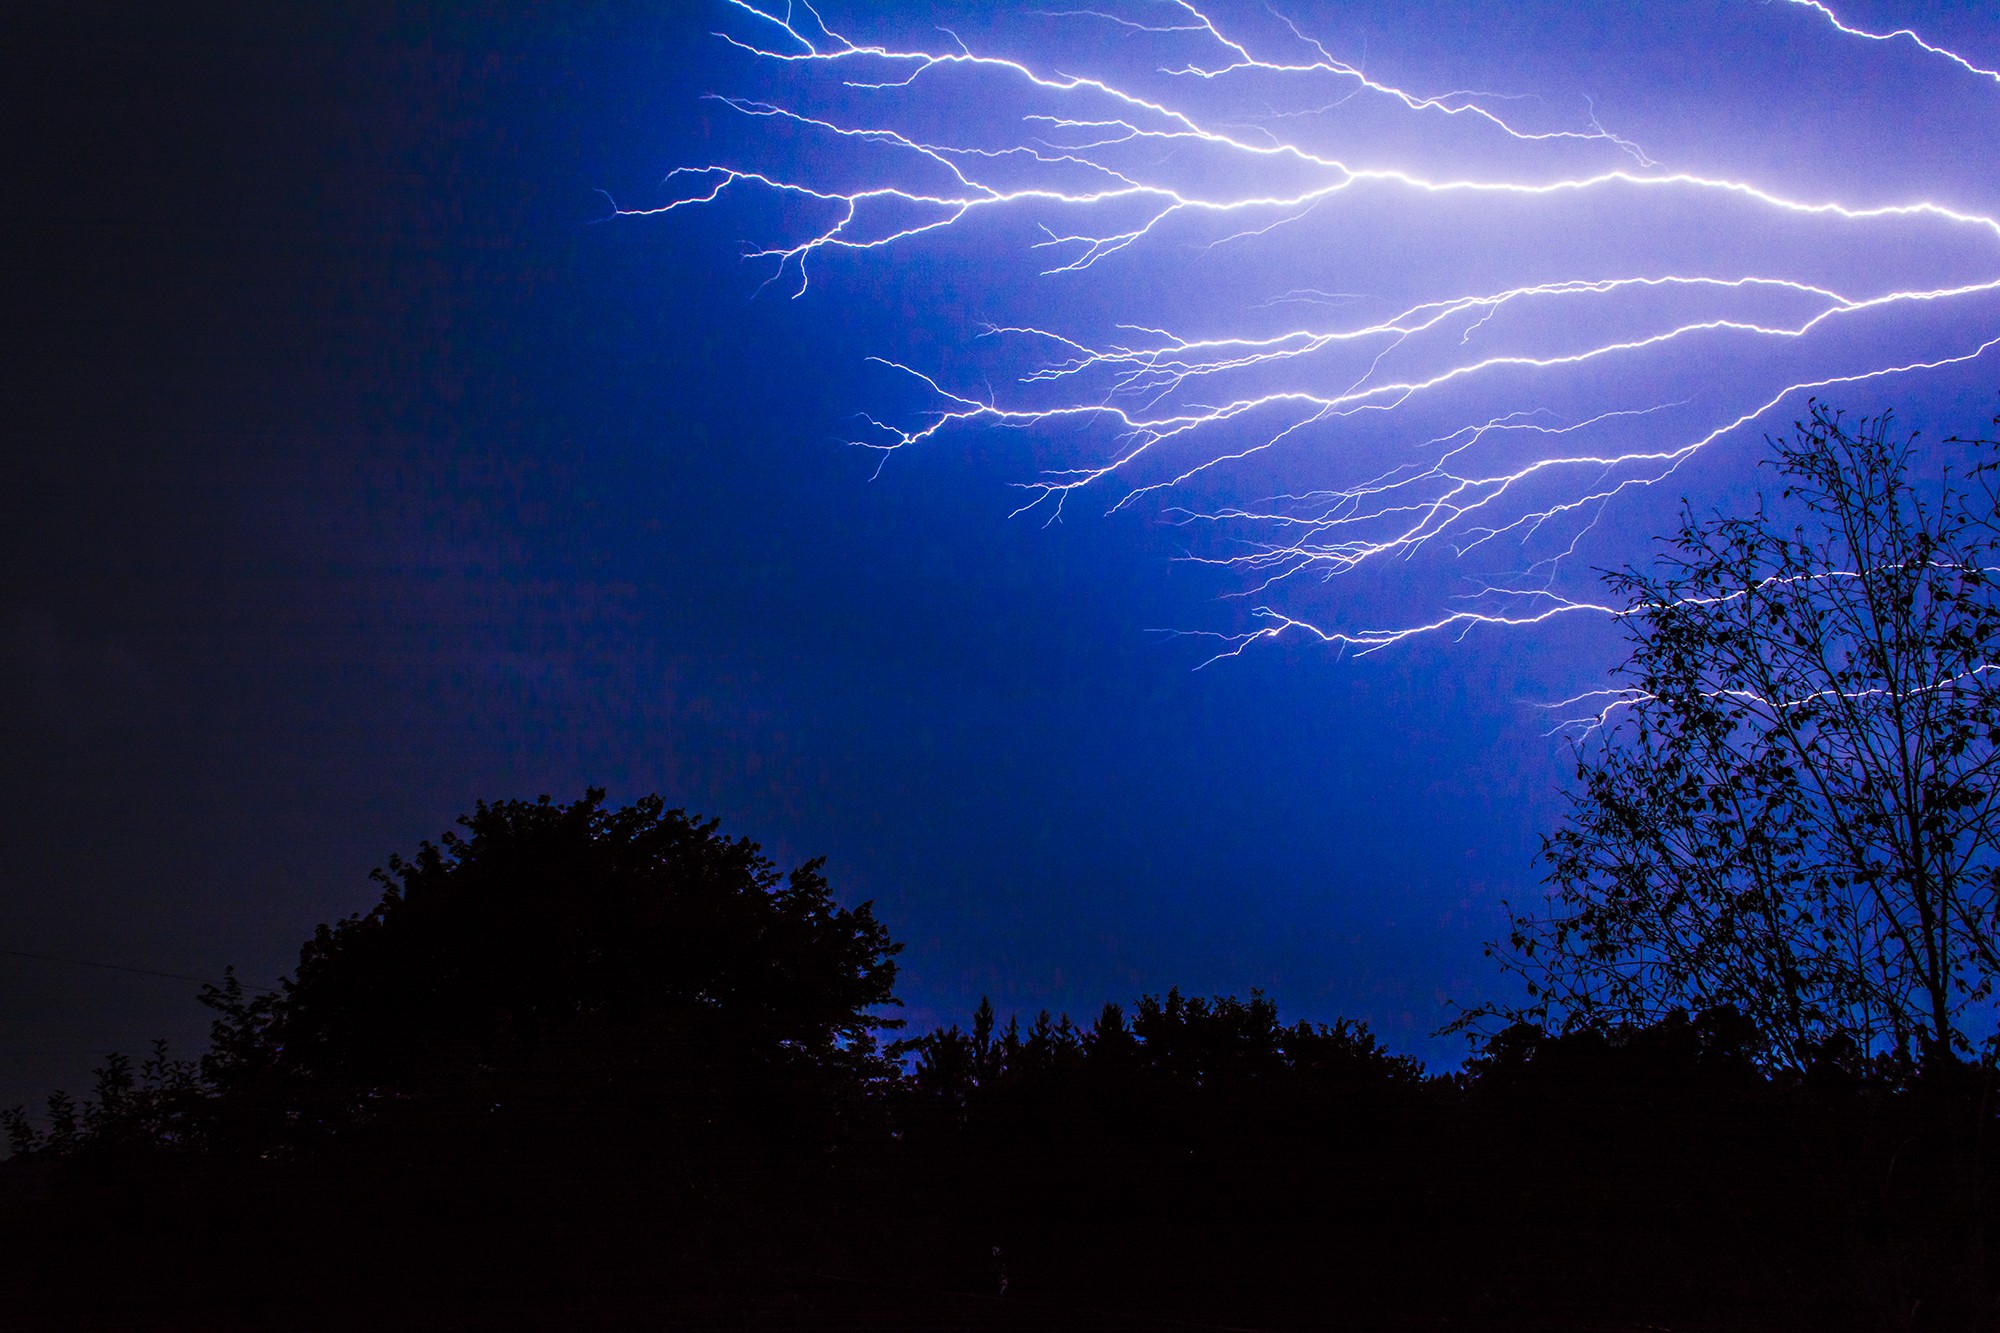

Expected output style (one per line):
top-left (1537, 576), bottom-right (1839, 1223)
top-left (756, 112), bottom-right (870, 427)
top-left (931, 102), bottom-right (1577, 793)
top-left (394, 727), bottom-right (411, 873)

top-left (4, 0), bottom-right (1997, 1111)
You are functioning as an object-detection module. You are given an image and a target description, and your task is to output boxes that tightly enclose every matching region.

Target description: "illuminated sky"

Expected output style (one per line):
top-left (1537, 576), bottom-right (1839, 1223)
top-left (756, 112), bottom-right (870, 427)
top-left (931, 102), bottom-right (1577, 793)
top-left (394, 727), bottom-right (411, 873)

top-left (4, 0), bottom-right (1996, 1109)
top-left (657, 0), bottom-right (2000, 658)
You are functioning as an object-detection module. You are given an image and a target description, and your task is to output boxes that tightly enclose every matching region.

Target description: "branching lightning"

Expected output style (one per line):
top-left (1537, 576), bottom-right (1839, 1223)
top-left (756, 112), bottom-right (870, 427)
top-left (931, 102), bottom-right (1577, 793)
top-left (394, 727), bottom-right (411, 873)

top-left (635, 0), bottom-right (2000, 668)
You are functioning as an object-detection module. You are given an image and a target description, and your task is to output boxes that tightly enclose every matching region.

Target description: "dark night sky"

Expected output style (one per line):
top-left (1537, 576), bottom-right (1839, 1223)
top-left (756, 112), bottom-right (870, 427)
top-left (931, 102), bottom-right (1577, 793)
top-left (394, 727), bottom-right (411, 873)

top-left (5, 1), bottom-right (1997, 1113)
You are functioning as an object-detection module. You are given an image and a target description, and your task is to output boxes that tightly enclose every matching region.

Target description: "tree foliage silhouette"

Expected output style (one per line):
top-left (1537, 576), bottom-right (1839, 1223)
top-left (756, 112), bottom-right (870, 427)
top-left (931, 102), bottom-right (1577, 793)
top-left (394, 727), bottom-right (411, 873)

top-left (4, 792), bottom-right (903, 1160)
top-left (271, 790), bottom-right (902, 1088)
top-left (901, 988), bottom-right (1420, 1116)
top-left (1494, 402), bottom-right (2000, 1072)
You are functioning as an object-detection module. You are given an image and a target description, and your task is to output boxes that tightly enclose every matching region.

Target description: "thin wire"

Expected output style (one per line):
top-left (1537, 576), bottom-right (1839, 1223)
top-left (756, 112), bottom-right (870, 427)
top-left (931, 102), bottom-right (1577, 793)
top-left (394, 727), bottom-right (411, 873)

top-left (0, 948), bottom-right (215, 986)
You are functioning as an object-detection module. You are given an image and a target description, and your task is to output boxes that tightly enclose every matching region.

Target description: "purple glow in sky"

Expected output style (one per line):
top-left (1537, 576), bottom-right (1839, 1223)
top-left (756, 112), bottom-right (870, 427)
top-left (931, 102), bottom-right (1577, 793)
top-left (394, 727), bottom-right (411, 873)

top-left (643, 0), bottom-right (2000, 665)
top-left (9, 2), bottom-right (2000, 1113)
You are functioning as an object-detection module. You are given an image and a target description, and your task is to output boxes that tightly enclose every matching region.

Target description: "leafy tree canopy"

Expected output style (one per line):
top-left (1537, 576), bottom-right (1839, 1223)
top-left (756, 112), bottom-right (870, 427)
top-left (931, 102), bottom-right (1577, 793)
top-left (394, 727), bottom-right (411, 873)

top-left (902, 988), bottom-right (1422, 1115)
top-left (1487, 402), bottom-right (2000, 1073)
top-left (270, 790), bottom-right (902, 1086)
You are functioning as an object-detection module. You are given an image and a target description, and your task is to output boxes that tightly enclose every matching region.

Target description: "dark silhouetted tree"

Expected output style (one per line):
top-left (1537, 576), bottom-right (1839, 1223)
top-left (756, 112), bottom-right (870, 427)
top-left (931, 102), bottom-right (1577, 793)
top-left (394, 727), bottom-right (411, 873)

top-left (4, 792), bottom-right (903, 1161)
top-left (1492, 402), bottom-right (2000, 1074)
top-left (2, 1040), bottom-right (203, 1161)
top-left (267, 791), bottom-right (902, 1094)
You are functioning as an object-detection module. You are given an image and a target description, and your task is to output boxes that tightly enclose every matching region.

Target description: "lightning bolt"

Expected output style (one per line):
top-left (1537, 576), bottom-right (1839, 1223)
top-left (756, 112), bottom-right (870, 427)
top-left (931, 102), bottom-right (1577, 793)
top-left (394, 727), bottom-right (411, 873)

top-left (1783, 0), bottom-right (2000, 84)
top-left (634, 0), bottom-right (2000, 665)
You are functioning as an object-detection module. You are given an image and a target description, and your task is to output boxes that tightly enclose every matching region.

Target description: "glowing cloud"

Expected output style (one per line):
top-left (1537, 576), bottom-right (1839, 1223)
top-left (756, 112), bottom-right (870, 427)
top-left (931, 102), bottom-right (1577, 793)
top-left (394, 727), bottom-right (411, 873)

top-left (634, 0), bottom-right (2000, 662)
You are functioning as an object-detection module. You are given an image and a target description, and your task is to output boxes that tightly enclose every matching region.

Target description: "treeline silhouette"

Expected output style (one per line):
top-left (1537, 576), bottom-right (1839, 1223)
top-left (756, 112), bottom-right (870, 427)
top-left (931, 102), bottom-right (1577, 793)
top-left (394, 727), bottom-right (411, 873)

top-left (3, 793), bottom-right (1994, 1330)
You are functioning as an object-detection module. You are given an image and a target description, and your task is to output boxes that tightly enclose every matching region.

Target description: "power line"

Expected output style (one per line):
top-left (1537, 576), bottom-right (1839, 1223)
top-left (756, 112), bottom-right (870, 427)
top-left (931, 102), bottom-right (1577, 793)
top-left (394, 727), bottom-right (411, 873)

top-left (0, 948), bottom-right (215, 986)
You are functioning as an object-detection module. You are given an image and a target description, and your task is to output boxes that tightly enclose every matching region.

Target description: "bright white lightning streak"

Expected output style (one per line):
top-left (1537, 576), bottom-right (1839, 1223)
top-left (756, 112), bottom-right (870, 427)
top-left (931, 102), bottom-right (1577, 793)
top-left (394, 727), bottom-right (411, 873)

top-left (1545, 561), bottom-right (2000, 735)
top-left (639, 0), bottom-right (2000, 662)
top-left (1783, 0), bottom-right (2000, 84)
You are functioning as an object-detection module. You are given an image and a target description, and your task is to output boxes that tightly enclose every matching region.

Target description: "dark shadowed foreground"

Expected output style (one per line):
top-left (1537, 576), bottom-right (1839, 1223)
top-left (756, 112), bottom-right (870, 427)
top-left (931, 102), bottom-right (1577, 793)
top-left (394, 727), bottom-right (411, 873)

top-left (3, 792), bottom-right (1994, 1331)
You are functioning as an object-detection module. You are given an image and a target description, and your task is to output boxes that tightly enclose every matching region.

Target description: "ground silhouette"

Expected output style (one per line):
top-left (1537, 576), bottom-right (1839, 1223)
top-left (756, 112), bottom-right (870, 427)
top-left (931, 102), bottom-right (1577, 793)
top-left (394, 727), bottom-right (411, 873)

top-left (2, 793), bottom-right (1994, 1329)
